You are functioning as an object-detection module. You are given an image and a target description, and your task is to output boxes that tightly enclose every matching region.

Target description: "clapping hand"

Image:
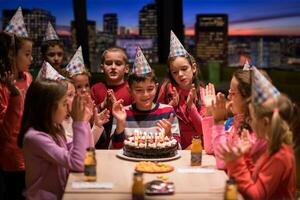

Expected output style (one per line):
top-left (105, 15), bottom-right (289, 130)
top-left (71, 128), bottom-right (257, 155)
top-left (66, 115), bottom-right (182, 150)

top-left (212, 92), bottom-right (227, 124)
top-left (186, 84), bottom-right (196, 109)
top-left (203, 83), bottom-right (216, 116)
top-left (157, 113), bottom-right (174, 137)
top-left (218, 138), bottom-right (252, 162)
top-left (93, 108), bottom-right (110, 128)
top-left (71, 94), bottom-right (93, 122)
top-left (168, 87), bottom-right (179, 107)
top-left (112, 99), bottom-right (126, 134)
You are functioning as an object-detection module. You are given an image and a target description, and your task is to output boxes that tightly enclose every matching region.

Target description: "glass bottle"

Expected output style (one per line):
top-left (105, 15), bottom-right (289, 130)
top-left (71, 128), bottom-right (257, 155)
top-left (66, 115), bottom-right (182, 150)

top-left (191, 135), bottom-right (202, 166)
top-left (84, 147), bottom-right (97, 181)
top-left (224, 177), bottom-right (238, 200)
top-left (132, 172), bottom-right (144, 200)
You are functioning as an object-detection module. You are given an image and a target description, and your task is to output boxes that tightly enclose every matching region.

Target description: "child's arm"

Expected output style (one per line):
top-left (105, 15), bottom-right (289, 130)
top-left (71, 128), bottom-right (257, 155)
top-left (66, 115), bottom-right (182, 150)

top-left (110, 99), bottom-right (127, 149)
top-left (92, 108), bottom-right (110, 145)
top-left (0, 72), bottom-right (22, 141)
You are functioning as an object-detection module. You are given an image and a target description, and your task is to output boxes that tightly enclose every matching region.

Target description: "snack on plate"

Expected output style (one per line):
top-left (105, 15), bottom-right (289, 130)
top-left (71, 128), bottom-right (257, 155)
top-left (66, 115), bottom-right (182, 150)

top-left (135, 161), bottom-right (174, 173)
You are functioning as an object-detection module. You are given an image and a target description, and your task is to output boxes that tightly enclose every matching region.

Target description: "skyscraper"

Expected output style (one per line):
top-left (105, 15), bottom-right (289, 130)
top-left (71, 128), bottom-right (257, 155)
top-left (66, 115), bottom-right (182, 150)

top-left (71, 20), bottom-right (97, 71)
top-left (139, 3), bottom-right (158, 63)
top-left (2, 8), bottom-right (55, 68)
top-left (195, 14), bottom-right (228, 66)
top-left (103, 13), bottom-right (118, 35)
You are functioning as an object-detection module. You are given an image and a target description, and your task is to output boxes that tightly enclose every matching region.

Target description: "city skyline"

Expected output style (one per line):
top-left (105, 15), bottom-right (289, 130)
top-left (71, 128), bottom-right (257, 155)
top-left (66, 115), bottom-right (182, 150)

top-left (1, 0), bottom-right (300, 36)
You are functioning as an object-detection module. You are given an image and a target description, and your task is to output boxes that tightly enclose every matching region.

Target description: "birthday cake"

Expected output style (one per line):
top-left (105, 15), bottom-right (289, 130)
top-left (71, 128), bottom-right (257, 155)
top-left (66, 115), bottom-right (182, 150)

top-left (123, 129), bottom-right (178, 158)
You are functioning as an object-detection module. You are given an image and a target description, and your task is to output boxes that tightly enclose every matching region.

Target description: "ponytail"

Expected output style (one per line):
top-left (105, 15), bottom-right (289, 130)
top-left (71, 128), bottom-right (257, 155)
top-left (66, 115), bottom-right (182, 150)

top-left (269, 108), bottom-right (292, 154)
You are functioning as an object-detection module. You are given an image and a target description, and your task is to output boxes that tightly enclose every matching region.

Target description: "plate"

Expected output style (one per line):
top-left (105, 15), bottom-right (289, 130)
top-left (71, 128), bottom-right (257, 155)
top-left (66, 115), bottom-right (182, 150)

top-left (145, 180), bottom-right (175, 195)
top-left (116, 149), bottom-right (181, 162)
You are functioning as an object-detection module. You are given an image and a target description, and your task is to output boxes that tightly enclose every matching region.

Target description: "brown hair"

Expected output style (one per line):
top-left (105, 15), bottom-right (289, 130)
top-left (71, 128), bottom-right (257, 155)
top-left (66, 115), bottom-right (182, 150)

top-left (252, 94), bottom-right (294, 154)
top-left (18, 80), bottom-right (68, 148)
top-left (41, 40), bottom-right (64, 58)
top-left (164, 53), bottom-right (203, 109)
top-left (100, 47), bottom-right (129, 65)
top-left (128, 70), bottom-right (157, 87)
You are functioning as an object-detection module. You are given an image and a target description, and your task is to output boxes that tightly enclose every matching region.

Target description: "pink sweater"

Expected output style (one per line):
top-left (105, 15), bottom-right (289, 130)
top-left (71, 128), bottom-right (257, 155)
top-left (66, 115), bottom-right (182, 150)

top-left (204, 115), bottom-right (267, 170)
top-left (157, 82), bottom-right (208, 149)
top-left (23, 122), bottom-right (90, 200)
top-left (227, 144), bottom-right (296, 199)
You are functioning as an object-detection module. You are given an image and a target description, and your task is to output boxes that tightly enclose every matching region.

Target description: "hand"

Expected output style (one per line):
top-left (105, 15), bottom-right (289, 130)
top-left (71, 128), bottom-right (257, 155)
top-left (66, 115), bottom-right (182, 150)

top-left (71, 95), bottom-right (92, 122)
top-left (107, 89), bottom-right (117, 105)
top-left (203, 83), bottom-right (216, 107)
top-left (156, 113), bottom-right (174, 137)
top-left (112, 99), bottom-right (126, 134)
top-left (212, 92), bottom-right (227, 124)
top-left (203, 83), bottom-right (216, 116)
top-left (186, 84), bottom-right (196, 109)
top-left (219, 139), bottom-right (252, 162)
top-left (0, 71), bottom-right (20, 96)
top-left (168, 87), bottom-right (179, 107)
top-left (93, 108), bottom-right (110, 128)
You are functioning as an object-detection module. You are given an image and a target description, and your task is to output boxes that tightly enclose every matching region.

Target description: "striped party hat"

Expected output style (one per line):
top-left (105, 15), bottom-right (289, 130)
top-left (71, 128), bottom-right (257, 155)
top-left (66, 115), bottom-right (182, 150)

top-left (132, 46), bottom-right (152, 75)
top-left (252, 67), bottom-right (280, 105)
top-left (43, 22), bottom-right (59, 41)
top-left (65, 46), bottom-right (86, 77)
top-left (169, 30), bottom-right (188, 58)
top-left (36, 61), bottom-right (65, 81)
top-left (4, 7), bottom-right (28, 37)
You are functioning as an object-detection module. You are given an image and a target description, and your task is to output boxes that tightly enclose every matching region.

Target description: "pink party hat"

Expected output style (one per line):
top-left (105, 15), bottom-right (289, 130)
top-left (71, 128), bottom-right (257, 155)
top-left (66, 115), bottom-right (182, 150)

top-left (4, 7), bottom-right (28, 37)
top-left (252, 67), bottom-right (280, 105)
top-left (36, 61), bottom-right (65, 81)
top-left (65, 46), bottom-right (86, 77)
top-left (132, 46), bottom-right (152, 75)
top-left (43, 22), bottom-right (59, 41)
top-left (169, 30), bottom-right (188, 58)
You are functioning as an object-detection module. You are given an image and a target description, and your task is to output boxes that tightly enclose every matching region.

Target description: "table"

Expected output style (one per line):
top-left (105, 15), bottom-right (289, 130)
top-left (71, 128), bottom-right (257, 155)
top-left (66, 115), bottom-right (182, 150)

top-left (63, 150), bottom-right (241, 199)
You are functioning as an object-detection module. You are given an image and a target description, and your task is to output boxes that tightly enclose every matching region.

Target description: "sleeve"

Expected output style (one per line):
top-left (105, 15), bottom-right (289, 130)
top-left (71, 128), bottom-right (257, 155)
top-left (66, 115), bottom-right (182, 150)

top-left (0, 90), bottom-right (23, 141)
top-left (171, 113), bottom-right (181, 145)
top-left (157, 81), bottom-right (169, 104)
top-left (24, 122), bottom-right (90, 172)
top-left (201, 116), bottom-right (214, 155)
top-left (108, 117), bottom-right (125, 149)
top-left (91, 124), bottom-right (104, 145)
top-left (186, 104), bottom-right (204, 135)
top-left (226, 155), bottom-right (286, 200)
top-left (212, 124), bottom-right (227, 170)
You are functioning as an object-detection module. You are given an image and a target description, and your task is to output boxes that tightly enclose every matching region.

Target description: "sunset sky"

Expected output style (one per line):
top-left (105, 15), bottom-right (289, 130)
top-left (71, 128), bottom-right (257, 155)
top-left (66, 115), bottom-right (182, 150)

top-left (1, 0), bottom-right (300, 36)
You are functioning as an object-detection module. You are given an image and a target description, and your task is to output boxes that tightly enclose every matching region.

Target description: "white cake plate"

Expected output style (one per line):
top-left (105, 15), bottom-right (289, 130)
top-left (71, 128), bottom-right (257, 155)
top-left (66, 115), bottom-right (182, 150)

top-left (116, 149), bottom-right (181, 162)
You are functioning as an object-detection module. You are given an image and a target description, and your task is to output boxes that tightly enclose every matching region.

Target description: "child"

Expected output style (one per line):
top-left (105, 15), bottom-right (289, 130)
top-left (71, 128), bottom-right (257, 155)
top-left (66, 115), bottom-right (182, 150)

top-left (41, 22), bottom-right (64, 72)
top-left (110, 47), bottom-right (180, 149)
top-left (0, 7), bottom-right (32, 200)
top-left (220, 68), bottom-right (296, 199)
top-left (18, 80), bottom-right (92, 199)
top-left (157, 31), bottom-right (207, 149)
top-left (91, 47), bottom-right (133, 149)
top-left (64, 46), bottom-right (109, 144)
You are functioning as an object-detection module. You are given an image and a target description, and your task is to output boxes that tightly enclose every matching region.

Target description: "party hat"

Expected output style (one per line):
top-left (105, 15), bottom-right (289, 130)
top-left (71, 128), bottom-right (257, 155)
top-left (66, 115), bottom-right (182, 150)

top-left (36, 61), bottom-right (65, 81)
top-left (252, 67), bottom-right (280, 105)
top-left (4, 7), bottom-right (28, 37)
top-left (132, 46), bottom-right (152, 75)
top-left (169, 30), bottom-right (188, 58)
top-left (65, 46), bottom-right (86, 77)
top-left (243, 59), bottom-right (252, 71)
top-left (43, 22), bottom-right (59, 41)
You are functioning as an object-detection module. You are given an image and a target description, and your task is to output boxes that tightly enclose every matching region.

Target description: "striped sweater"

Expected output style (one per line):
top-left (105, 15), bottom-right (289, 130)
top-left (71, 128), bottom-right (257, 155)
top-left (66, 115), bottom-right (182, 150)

top-left (109, 103), bottom-right (180, 149)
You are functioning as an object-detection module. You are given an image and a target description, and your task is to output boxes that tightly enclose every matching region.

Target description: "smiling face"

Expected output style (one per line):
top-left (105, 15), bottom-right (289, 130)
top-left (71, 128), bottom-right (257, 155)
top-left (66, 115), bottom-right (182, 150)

top-left (169, 56), bottom-right (196, 90)
top-left (16, 40), bottom-right (33, 73)
top-left (130, 78), bottom-right (157, 111)
top-left (101, 51), bottom-right (129, 86)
